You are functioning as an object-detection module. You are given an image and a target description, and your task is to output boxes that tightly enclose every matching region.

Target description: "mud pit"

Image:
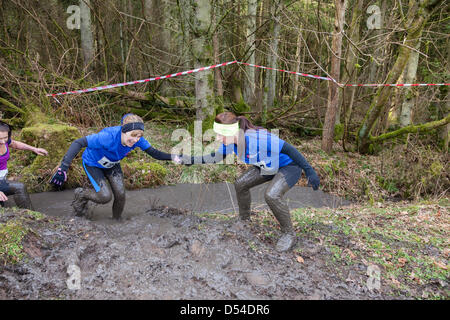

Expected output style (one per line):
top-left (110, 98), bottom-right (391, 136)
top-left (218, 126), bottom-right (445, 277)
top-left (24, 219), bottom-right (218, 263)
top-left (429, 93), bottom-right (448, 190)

top-left (1, 183), bottom-right (394, 300)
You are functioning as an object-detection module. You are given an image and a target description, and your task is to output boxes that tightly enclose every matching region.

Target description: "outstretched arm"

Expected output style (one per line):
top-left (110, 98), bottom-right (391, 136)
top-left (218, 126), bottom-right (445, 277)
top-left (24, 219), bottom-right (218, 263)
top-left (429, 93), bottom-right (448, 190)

top-left (188, 152), bottom-right (227, 165)
top-left (9, 140), bottom-right (48, 156)
top-left (60, 137), bottom-right (88, 171)
top-left (144, 146), bottom-right (176, 161)
top-left (51, 137), bottom-right (87, 187)
top-left (280, 142), bottom-right (320, 190)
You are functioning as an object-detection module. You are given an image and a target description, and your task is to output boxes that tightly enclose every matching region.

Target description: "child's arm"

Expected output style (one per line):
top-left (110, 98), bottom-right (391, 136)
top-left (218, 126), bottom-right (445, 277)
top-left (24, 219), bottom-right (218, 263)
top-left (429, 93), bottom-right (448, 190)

top-left (0, 191), bottom-right (7, 202)
top-left (9, 140), bottom-right (48, 156)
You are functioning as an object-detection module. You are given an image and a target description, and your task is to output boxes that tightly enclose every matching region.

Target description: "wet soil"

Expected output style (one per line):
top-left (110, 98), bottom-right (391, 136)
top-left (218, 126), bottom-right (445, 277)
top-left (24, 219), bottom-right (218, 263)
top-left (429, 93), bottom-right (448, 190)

top-left (0, 184), bottom-right (397, 300)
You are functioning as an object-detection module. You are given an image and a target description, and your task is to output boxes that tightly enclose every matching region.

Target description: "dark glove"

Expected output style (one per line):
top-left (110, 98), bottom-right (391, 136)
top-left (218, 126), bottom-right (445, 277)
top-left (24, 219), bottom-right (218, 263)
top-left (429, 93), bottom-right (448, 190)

top-left (51, 167), bottom-right (67, 187)
top-left (305, 168), bottom-right (320, 190)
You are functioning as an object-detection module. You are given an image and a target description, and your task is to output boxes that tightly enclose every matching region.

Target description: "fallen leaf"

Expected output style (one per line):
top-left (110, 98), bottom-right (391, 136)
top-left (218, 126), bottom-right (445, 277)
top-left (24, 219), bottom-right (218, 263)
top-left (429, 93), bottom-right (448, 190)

top-left (343, 249), bottom-right (356, 259)
top-left (433, 260), bottom-right (448, 270)
top-left (390, 277), bottom-right (400, 286)
top-left (398, 258), bottom-right (407, 266)
top-left (443, 248), bottom-right (450, 258)
top-left (296, 255), bottom-right (304, 264)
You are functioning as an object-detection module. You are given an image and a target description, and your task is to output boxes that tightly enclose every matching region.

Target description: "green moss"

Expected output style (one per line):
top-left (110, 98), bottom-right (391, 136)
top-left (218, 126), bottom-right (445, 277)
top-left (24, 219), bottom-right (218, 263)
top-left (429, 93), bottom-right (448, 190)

top-left (429, 161), bottom-right (443, 177)
top-left (0, 219), bottom-right (28, 264)
top-left (232, 97), bottom-right (251, 114)
top-left (18, 124), bottom-right (82, 192)
top-left (121, 158), bottom-right (167, 189)
top-left (334, 123), bottom-right (344, 142)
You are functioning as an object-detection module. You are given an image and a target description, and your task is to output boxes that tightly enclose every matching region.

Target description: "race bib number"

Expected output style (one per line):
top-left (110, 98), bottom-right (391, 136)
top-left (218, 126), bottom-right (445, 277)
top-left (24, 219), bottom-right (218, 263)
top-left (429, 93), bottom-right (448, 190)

top-left (97, 156), bottom-right (119, 168)
top-left (254, 160), bottom-right (278, 175)
top-left (0, 169), bottom-right (8, 180)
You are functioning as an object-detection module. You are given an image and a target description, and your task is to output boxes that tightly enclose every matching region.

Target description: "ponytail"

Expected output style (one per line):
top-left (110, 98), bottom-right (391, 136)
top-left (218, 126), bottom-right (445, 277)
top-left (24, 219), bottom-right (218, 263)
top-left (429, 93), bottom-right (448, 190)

top-left (236, 116), bottom-right (264, 132)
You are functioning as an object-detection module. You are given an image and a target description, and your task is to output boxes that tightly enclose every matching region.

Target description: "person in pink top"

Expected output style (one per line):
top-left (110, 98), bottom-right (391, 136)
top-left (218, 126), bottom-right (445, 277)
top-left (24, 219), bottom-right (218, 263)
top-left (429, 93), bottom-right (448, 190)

top-left (0, 121), bottom-right (48, 209)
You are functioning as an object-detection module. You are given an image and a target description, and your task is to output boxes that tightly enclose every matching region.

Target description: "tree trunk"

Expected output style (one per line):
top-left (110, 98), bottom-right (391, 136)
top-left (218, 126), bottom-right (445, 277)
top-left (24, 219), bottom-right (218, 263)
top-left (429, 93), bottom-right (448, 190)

top-left (263, 0), bottom-right (281, 123)
top-left (292, 32), bottom-right (302, 104)
top-left (190, 0), bottom-right (215, 130)
top-left (399, 42), bottom-right (420, 127)
top-left (356, 0), bottom-right (442, 153)
top-left (244, 0), bottom-right (258, 107)
top-left (321, 0), bottom-right (346, 154)
top-left (80, 0), bottom-right (95, 74)
top-left (342, 0), bottom-right (363, 147)
top-left (438, 39), bottom-right (450, 152)
top-left (368, 0), bottom-right (383, 83)
top-left (212, 3), bottom-right (224, 97)
top-left (370, 114), bottom-right (450, 143)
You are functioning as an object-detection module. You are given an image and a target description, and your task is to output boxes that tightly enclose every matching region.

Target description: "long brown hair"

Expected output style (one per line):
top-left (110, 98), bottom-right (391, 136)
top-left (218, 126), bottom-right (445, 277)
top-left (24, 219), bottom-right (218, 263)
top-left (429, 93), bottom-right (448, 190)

top-left (214, 112), bottom-right (263, 132)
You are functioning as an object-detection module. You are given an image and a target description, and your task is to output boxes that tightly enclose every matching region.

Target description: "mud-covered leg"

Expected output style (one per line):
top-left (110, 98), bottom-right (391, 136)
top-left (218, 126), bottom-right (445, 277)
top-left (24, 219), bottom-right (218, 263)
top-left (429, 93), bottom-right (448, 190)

top-left (6, 181), bottom-right (33, 210)
top-left (105, 165), bottom-right (126, 220)
top-left (73, 180), bottom-right (112, 217)
top-left (234, 166), bottom-right (271, 220)
top-left (264, 173), bottom-right (296, 252)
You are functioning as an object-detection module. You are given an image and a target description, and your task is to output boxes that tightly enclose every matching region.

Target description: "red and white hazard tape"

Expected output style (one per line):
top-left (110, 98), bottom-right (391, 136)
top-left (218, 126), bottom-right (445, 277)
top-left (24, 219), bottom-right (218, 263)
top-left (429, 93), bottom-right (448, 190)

top-left (46, 61), bottom-right (238, 97)
top-left (46, 60), bottom-right (449, 97)
top-left (238, 62), bottom-right (450, 87)
top-left (343, 83), bottom-right (450, 87)
top-left (237, 62), bottom-right (335, 82)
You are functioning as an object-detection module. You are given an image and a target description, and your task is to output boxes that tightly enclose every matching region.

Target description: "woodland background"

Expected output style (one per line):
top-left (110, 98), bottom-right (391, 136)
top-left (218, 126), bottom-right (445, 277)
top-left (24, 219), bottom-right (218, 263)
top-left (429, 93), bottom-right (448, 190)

top-left (0, 0), bottom-right (448, 198)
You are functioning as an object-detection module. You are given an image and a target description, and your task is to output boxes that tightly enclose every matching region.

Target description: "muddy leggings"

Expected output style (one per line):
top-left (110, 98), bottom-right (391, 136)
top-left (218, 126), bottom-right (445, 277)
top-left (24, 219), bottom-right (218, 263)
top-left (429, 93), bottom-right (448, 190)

top-left (80, 163), bottom-right (126, 219)
top-left (234, 164), bottom-right (302, 234)
top-left (0, 180), bottom-right (33, 210)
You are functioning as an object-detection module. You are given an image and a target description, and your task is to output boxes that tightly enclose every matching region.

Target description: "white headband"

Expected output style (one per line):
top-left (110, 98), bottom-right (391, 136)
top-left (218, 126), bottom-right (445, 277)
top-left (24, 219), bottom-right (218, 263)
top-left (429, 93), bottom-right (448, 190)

top-left (213, 122), bottom-right (239, 136)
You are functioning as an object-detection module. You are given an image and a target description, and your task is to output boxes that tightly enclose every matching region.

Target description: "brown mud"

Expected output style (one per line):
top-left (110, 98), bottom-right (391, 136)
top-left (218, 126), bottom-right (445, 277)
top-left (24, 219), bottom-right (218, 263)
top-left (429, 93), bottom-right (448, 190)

top-left (0, 183), bottom-right (399, 300)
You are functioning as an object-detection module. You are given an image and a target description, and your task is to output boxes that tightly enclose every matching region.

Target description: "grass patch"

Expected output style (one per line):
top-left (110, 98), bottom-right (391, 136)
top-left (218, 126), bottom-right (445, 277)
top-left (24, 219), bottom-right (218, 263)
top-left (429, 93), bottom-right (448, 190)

top-left (0, 208), bottom-right (49, 265)
top-left (289, 201), bottom-right (449, 299)
top-left (0, 217), bottom-right (28, 264)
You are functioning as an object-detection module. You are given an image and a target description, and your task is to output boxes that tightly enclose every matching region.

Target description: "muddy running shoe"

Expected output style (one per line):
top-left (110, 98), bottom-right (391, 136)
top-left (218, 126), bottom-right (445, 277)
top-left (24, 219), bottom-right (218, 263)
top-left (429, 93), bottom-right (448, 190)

top-left (72, 187), bottom-right (89, 217)
top-left (276, 232), bottom-right (297, 252)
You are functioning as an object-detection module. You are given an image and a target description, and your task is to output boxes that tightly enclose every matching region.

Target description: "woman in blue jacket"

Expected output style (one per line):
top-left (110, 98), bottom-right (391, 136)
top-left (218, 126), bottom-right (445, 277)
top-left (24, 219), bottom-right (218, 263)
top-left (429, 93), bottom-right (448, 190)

top-left (51, 113), bottom-right (181, 220)
top-left (189, 112), bottom-right (320, 252)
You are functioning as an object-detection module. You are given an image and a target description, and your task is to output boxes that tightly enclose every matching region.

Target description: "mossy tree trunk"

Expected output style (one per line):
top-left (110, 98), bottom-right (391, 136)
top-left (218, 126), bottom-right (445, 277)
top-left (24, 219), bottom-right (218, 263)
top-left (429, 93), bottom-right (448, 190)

top-left (342, 0), bottom-right (363, 149)
top-left (369, 114), bottom-right (450, 144)
top-left (399, 41), bottom-right (420, 127)
top-left (356, 0), bottom-right (443, 154)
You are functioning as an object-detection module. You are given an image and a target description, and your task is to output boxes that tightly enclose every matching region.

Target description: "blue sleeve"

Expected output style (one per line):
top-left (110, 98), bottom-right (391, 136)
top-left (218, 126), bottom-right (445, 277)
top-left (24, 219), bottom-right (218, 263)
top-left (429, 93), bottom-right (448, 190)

top-left (281, 142), bottom-right (320, 190)
top-left (136, 137), bottom-right (151, 150)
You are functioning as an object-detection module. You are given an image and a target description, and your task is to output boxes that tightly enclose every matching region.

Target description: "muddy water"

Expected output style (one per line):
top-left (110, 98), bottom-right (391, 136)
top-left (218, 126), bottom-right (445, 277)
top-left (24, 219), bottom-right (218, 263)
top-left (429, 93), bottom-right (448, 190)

top-left (28, 183), bottom-right (350, 222)
top-left (1, 184), bottom-right (392, 300)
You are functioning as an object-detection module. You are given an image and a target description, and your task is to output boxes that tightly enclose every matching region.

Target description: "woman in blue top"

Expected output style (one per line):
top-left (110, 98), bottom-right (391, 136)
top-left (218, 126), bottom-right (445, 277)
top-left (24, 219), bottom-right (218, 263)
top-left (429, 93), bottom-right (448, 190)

top-left (51, 113), bottom-right (181, 220)
top-left (189, 112), bottom-right (320, 252)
